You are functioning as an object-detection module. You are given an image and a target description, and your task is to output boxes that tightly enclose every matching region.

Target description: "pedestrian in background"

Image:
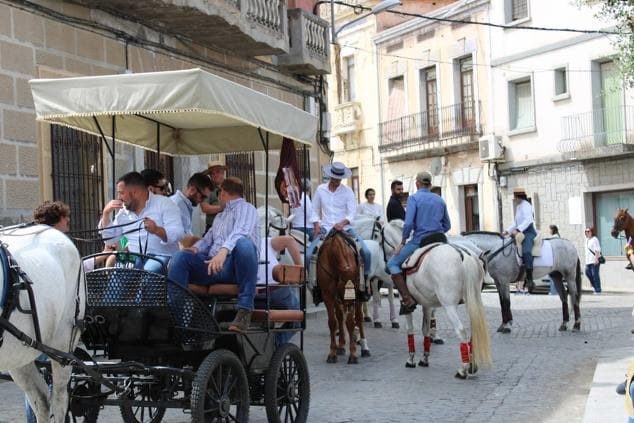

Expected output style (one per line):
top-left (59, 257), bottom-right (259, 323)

top-left (358, 188), bottom-right (384, 223)
top-left (386, 180), bottom-right (405, 222)
top-left (548, 224), bottom-right (560, 295)
top-left (584, 226), bottom-right (602, 295)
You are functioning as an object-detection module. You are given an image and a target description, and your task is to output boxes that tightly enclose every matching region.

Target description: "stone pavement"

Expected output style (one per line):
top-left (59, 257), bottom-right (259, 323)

top-left (1, 290), bottom-right (633, 422)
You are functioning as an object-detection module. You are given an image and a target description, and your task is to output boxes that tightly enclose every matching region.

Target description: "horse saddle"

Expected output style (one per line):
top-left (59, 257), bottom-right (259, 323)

top-left (401, 243), bottom-right (443, 275)
top-left (515, 230), bottom-right (545, 257)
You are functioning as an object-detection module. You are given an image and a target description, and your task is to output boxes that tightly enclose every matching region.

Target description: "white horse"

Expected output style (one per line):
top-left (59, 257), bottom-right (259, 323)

top-left (352, 215), bottom-right (398, 329)
top-left (382, 221), bottom-right (492, 378)
top-left (0, 225), bottom-right (85, 422)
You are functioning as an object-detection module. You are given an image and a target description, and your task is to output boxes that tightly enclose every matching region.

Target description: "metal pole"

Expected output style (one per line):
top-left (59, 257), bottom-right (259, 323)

top-left (111, 116), bottom-right (116, 199)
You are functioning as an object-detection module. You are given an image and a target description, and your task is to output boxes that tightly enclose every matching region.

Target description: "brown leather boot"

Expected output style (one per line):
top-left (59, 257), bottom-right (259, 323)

top-left (392, 273), bottom-right (417, 315)
top-left (222, 309), bottom-right (252, 333)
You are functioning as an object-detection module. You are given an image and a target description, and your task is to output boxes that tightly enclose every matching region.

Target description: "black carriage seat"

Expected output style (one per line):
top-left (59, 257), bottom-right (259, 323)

top-left (187, 264), bottom-right (305, 323)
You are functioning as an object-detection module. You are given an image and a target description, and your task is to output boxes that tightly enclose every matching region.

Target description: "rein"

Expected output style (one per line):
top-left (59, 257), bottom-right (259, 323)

top-left (483, 238), bottom-right (515, 262)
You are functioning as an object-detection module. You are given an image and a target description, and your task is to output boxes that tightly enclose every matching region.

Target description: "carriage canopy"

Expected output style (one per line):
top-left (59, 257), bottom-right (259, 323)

top-left (29, 68), bottom-right (317, 154)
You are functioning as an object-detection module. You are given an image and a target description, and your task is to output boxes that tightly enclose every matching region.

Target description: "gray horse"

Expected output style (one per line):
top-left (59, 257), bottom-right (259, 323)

top-left (463, 231), bottom-right (582, 333)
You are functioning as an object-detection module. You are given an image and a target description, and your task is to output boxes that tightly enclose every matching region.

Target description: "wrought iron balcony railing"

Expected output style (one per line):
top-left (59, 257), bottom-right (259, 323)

top-left (379, 101), bottom-right (480, 153)
top-left (558, 106), bottom-right (634, 153)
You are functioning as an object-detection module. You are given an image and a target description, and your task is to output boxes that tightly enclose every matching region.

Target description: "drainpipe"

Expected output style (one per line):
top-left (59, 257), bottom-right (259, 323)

top-left (375, 38), bottom-right (385, 205)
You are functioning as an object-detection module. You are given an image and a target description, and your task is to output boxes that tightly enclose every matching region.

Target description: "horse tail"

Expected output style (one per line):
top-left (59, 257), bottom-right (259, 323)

top-left (575, 258), bottom-right (582, 305)
top-left (464, 256), bottom-right (492, 368)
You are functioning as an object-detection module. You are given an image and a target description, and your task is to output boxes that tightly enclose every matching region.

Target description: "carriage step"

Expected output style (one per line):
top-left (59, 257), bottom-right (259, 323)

top-left (252, 309), bottom-right (304, 322)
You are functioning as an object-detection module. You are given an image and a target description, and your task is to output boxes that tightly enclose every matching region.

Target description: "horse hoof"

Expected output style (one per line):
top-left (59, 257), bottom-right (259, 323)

top-left (391, 321), bottom-right (400, 329)
top-left (326, 355), bottom-right (337, 363)
top-left (374, 322), bottom-right (383, 328)
top-left (573, 322), bottom-right (581, 332)
top-left (496, 324), bottom-right (504, 333)
top-left (455, 371), bottom-right (468, 380)
top-left (559, 323), bottom-right (567, 332)
top-left (405, 361), bottom-right (416, 368)
top-left (336, 347), bottom-right (346, 355)
top-left (418, 360), bottom-right (429, 367)
top-left (501, 327), bottom-right (511, 334)
top-left (364, 316), bottom-right (372, 323)
top-left (348, 355), bottom-right (359, 364)
top-left (468, 363), bottom-right (479, 375)
top-left (361, 349), bottom-right (371, 357)
top-left (432, 338), bottom-right (444, 345)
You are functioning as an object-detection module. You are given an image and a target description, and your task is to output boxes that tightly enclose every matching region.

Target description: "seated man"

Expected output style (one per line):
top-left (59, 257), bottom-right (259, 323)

top-left (168, 177), bottom-right (260, 333)
top-left (99, 171), bottom-right (184, 273)
top-left (170, 172), bottom-right (213, 236)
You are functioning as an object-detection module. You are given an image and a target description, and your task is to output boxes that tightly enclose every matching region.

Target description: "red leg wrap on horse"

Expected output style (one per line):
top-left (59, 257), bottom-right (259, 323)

top-left (424, 336), bottom-right (431, 353)
top-left (408, 334), bottom-right (415, 353)
top-left (460, 343), bottom-right (469, 363)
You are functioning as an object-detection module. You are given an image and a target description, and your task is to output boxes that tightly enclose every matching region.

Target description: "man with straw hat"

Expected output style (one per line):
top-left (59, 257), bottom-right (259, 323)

top-left (201, 159), bottom-right (227, 232)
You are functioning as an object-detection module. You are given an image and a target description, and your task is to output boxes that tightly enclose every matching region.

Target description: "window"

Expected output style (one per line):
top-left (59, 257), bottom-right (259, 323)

top-left (419, 66), bottom-right (438, 135)
top-left (459, 57), bottom-right (474, 129)
top-left (504, 0), bottom-right (529, 23)
top-left (226, 152), bottom-right (256, 205)
top-left (508, 78), bottom-right (534, 131)
top-left (350, 167), bottom-right (360, 203)
top-left (553, 67), bottom-right (568, 99)
top-left (342, 56), bottom-right (356, 102)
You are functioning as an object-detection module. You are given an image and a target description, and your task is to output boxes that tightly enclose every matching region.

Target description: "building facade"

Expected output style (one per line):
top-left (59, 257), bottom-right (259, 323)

top-left (0, 0), bottom-right (330, 237)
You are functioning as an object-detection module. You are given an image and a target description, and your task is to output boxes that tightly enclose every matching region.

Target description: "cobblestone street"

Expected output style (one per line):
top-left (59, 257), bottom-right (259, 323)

top-left (0, 291), bottom-right (632, 422)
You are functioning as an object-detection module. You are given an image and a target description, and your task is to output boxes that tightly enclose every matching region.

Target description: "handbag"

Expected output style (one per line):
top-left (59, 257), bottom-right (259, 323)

top-left (588, 248), bottom-right (606, 264)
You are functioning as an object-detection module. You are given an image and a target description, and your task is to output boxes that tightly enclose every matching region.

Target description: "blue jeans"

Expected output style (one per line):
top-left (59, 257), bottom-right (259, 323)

top-left (257, 287), bottom-right (300, 346)
top-left (306, 228), bottom-right (371, 276)
top-left (585, 263), bottom-right (601, 293)
top-left (387, 240), bottom-right (420, 275)
top-left (521, 224), bottom-right (537, 269)
top-left (293, 227), bottom-right (314, 242)
top-left (168, 238), bottom-right (258, 310)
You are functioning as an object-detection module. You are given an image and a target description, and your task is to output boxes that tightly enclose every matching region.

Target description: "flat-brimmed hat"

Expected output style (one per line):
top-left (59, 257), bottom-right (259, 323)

top-left (512, 187), bottom-right (526, 195)
top-left (323, 162), bottom-right (352, 179)
top-left (207, 160), bottom-right (227, 170)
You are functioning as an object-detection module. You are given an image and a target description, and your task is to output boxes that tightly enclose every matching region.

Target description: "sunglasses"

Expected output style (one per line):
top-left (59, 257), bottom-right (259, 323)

top-left (195, 185), bottom-right (208, 201)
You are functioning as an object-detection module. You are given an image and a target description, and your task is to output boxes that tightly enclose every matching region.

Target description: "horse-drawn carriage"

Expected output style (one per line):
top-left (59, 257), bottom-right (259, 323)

top-left (0, 68), bottom-right (316, 422)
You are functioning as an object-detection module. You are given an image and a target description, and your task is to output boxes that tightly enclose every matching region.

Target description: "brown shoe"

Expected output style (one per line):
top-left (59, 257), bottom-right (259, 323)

top-left (222, 309), bottom-right (252, 333)
top-left (391, 273), bottom-right (417, 315)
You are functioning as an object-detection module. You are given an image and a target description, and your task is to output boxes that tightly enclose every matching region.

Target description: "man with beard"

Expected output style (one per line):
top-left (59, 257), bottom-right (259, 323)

top-left (170, 172), bottom-right (214, 235)
top-left (386, 180), bottom-right (405, 222)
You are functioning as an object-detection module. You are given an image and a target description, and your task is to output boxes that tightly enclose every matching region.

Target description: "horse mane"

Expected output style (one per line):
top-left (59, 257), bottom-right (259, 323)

top-left (462, 231), bottom-right (504, 239)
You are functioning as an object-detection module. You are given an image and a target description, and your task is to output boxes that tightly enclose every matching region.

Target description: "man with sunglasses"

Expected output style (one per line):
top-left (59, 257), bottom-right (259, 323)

top-left (170, 172), bottom-right (214, 235)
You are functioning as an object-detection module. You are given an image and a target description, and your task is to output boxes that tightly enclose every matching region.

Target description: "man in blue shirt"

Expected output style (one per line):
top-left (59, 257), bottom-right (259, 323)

top-left (170, 172), bottom-right (213, 235)
top-left (387, 171), bottom-right (451, 314)
top-left (168, 176), bottom-right (260, 333)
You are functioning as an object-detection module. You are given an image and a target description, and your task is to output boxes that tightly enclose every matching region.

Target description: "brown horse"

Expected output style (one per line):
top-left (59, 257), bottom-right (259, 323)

top-left (317, 229), bottom-right (370, 364)
top-left (611, 208), bottom-right (634, 269)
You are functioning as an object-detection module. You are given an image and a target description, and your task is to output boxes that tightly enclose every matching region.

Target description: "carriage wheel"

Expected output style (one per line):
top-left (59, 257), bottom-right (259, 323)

top-left (119, 382), bottom-right (167, 423)
top-left (68, 348), bottom-right (101, 423)
top-left (191, 349), bottom-right (249, 423)
top-left (264, 343), bottom-right (310, 423)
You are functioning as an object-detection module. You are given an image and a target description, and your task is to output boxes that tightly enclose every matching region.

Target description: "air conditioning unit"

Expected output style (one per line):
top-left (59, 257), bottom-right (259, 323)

top-left (478, 134), bottom-right (504, 161)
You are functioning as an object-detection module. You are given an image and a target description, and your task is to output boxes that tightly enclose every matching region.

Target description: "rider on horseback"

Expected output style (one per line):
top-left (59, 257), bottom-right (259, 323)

top-left (387, 171), bottom-right (451, 315)
top-left (504, 187), bottom-right (537, 293)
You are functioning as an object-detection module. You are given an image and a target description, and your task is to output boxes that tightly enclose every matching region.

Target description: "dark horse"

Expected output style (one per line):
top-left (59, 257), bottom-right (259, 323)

top-left (611, 208), bottom-right (634, 270)
top-left (317, 229), bottom-right (370, 364)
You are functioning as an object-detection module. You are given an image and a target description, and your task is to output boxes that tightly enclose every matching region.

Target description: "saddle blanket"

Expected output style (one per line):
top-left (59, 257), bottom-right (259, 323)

top-left (516, 239), bottom-right (554, 268)
top-left (401, 243), bottom-right (443, 274)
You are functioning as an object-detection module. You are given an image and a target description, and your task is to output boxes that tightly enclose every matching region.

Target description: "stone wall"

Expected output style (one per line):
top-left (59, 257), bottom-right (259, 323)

top-left (0, 0), bottom-right (316, 225)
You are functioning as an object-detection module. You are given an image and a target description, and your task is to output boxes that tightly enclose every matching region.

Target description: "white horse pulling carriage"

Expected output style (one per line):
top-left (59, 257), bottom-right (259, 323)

top-left (0, 68), bottom-right (317, 422)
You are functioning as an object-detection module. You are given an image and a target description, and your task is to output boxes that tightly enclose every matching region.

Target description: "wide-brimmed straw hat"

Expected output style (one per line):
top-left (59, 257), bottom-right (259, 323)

top-left (512, 187), bottom-right (527, 195)
top-left (323, 162), bottom-right (352, 179)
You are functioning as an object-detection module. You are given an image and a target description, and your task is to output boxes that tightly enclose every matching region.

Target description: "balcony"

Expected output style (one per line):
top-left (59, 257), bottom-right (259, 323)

top-left (558, 106), bottom-right (634, 158)
top-left (72, 0), bottom-right (289, 56)
top-left (379, 101), bottom-right (481, 159)
top-left (332, 101), bottom-right (363, 135)
top-left (275, 9), bottom-right (330, 75)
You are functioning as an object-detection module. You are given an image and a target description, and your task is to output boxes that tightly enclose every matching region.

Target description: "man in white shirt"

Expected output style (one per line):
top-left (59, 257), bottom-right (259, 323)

top-left (358, 188), bottom-right (384, 223)
top-left (170, 172), bottom-right (213, 235)
top-left (503, 187), bottom-right (537, 292)
top-left (306, 162), bottom-right (371, 283)
top-left (99, 171), bottom-right (185, 273)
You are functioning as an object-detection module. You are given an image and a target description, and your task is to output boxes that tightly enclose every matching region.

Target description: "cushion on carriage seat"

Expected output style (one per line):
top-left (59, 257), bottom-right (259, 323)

top-left (188, 284), bottom-right (267, 296)
top-left (272, 264), bottom-right (305, 285)
top-left (251, 309), bottom-right (304, 322)
top-left (401, 243), bottom-right (443, 275)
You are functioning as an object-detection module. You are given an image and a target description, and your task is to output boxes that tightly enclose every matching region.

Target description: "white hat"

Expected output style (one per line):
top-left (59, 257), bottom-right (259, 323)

top-left (323, 162), bottom-right (352, 179)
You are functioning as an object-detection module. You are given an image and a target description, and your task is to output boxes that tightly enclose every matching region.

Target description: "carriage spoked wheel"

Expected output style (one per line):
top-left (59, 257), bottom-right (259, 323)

top-left (264, 343), bottom-right (310, 423)
top-left (68, 347), bottom-right (101, 423)
top-left (119, 381), bottom-right (167, 423)
top-left (191, 349), bottom-right (250, 423)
